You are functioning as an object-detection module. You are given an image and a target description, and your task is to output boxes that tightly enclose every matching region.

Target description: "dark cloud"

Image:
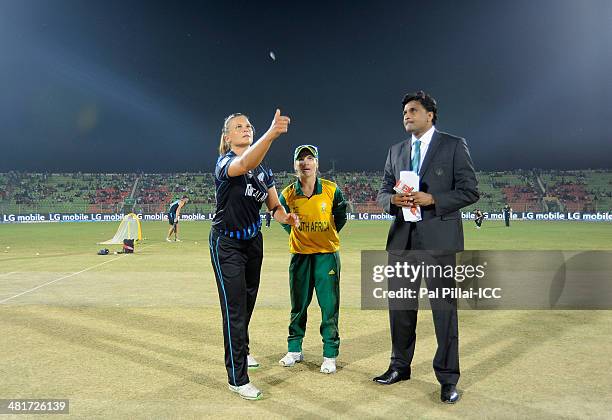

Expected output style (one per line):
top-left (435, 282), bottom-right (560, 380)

top-left (0, 0), bottom-right (611, 172)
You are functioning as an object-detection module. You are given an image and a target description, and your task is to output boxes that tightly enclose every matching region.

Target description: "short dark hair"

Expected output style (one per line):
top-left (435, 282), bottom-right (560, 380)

top-left (402, 90), bottom-right (438, 125)
top-left (181, 195), bottom-right (189, 200)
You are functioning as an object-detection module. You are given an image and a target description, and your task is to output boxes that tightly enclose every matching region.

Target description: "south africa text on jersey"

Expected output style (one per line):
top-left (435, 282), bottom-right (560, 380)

top-left (298, 220), bottom-right (330, 232)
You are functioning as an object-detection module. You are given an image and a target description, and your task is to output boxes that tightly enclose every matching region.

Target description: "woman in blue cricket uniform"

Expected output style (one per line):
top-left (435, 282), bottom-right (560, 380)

top-left (209, 109), bottom-right (299, 400)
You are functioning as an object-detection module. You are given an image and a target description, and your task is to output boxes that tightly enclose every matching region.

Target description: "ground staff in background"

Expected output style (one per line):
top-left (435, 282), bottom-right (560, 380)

top-left (209, 110), bottom-right (299, 401)
top-left (166, 195), bottom-right (188, 242)
top-left (278, 145), bottom-right (347, 374)
top-left (474, 209), bottom-right (484, 229)
top-left (503, 204), bottom-right (512, 227)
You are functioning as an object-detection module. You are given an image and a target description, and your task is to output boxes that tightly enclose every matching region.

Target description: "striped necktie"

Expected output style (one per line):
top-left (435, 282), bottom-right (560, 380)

top-left (411, 140), bottom-right (421, 173)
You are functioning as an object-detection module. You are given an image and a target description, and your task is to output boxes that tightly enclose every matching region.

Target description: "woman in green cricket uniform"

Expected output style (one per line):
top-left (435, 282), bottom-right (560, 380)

top-left (278, 145), bottom-right (347, 374)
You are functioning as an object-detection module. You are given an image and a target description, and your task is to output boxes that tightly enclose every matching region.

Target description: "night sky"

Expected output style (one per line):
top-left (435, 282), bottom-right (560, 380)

top-left (1, 0), bottom-right (611, 173)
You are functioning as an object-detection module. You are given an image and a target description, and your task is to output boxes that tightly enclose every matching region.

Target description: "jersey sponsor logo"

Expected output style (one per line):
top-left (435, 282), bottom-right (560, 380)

top-left (321, 202), bottom-right (327, 214)
top-left (245, 184), bottom-right (268, 202)
top-left (257, 172), bottom-right (266, 183)
top-left (297, 220), bottom-right (330, 232)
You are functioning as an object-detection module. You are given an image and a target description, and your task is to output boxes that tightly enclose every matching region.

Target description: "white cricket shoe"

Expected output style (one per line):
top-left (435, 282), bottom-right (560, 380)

top-left (228, 382), bottom-right (263, 400)
top-left (279, 352), bottom-right (304, 367)
top-left (175, 238), bottom-right (181, 242)
top-left (247, 354), bottom-right (260, 369)
top-left (165, 238), bottom-right (172, 242)
top-left (320, 357), bottom-right (336, 374)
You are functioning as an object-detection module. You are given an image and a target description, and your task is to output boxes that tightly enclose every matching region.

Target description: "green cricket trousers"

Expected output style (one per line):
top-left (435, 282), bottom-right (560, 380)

top-left (287, 252), bottom-right (340, 358)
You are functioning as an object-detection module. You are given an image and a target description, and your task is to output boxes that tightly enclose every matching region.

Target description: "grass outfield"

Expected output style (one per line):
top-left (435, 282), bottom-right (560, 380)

top-left (1, 220), bottom-right (611, 418)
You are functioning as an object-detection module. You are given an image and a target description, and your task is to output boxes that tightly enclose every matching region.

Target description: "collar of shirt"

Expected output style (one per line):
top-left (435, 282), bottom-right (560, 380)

top-left (411, 125), bottom-right (436, 148)
top-left (411, 125), bottom-right (435, 166)
top-left (295, 177), bottom-right (322, 197)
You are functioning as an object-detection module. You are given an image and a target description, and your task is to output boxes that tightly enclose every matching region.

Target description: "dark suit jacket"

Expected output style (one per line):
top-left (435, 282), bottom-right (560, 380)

top-left (377, 129), bottom-right (479, 253)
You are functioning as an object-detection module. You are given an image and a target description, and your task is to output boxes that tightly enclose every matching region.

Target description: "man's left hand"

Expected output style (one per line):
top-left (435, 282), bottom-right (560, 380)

top-left (408, 192), bottom-right (435, 206)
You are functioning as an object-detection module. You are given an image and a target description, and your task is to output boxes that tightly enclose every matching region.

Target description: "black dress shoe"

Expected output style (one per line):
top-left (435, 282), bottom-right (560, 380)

top-left (373, 368), bottom-right (410, 385)
top-left (440, 384), bottom-right (459, 403)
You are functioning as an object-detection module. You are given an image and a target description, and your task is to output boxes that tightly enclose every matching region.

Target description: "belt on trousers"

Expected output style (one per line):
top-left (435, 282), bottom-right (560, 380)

top-left (214, 219), bottom-right (262, 240)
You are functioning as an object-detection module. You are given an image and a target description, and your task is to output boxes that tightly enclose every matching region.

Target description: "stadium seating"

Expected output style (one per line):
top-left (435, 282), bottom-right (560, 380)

top-left (1, 170), bottom-right (610, 215)
top-left (539, 170), bottom-right (605, 212)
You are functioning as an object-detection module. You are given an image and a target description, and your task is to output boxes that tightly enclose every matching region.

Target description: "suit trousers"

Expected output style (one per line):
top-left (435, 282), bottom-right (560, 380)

top-left (387, 223), bottom-right (460, 385)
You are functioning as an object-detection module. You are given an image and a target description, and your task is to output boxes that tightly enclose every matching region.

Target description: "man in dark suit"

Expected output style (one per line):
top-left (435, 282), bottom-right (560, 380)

top-left (374, 91), bottom-right (479, 404)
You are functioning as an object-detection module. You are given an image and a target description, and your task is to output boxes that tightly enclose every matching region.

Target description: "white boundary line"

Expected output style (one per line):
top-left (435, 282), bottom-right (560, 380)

top-left (0, 271), bottom-right (19, 278)
top-left (0, 258), bottom-right (60, 278)
top-left (0, 243), bottom-right (155, 304)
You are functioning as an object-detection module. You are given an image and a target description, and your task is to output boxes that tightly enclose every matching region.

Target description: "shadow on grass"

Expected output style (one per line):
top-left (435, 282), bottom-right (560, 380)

top-left (0, 307), bottom-right (334, 419)
top-left (1, 307), bottom-right (587, 418)
top-left (260, 310), bottom-right (584, 418)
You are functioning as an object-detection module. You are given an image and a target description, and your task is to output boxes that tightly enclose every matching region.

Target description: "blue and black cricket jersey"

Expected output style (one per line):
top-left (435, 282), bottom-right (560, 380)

top-left (168, 199), bottom-right (180, 214)
top-left (212, 151), bottom-right (275, 240)
top-left (167, 199), bottom-right (181, 223)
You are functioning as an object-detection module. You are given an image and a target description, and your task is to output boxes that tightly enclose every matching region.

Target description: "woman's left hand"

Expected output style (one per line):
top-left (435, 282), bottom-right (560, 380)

top-left (285, 213), bottom-right (300, 227)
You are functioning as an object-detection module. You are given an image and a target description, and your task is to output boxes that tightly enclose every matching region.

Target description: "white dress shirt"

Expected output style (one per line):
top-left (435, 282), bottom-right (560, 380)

top-left (411, 125), bottom-right (436, 170)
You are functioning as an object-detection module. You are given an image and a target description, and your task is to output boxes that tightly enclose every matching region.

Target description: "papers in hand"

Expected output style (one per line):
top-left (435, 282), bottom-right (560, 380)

top-left (394, 171), bottom-right (422, 222)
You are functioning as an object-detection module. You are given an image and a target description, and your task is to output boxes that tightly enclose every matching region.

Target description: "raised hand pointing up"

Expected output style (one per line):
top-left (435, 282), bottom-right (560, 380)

top-left (265, 109), bottom-right (291, 140)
